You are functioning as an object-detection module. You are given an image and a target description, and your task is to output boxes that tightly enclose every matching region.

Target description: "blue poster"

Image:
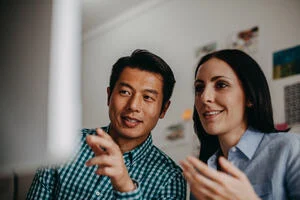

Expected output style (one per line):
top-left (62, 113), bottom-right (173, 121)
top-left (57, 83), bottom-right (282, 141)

top-left (273, 45), bottom-right (300, 79)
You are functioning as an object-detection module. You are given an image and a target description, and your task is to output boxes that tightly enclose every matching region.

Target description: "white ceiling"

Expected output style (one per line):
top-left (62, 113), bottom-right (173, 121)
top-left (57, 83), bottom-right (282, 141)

top-left (81, 0), bottom-right (154, 34)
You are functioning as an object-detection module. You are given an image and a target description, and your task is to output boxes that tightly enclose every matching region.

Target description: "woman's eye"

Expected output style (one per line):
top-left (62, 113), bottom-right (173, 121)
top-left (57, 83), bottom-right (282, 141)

top-left (216, 82), bottom-right (228, 88)
top-left (195, 85), bottom-right (204, 93)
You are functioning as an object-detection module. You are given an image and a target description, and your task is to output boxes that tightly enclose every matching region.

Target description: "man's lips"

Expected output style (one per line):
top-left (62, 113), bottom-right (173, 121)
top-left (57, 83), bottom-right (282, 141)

top-left (121, 116), bottom-right (142, 127)
top-left (121, 116), bottom-right (142, 122)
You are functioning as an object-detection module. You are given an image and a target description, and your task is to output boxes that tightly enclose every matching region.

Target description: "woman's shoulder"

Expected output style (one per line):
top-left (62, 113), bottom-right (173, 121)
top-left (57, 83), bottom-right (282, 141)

top-left (265, 131), bottom-right (300, 140)
top-left (262, 131), bottom-right (300, 152)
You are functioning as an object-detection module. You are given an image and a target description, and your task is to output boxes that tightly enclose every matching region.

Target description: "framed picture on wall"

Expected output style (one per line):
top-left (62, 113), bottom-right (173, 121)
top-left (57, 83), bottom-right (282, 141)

top-left (155, 109), bottom-right (193, 149)
top-left (284, 82), bottom-right (300, 125)
top-left (226, 26), bottom-right (259, 57)
top-left (273, 45), bottom-right (300, 79)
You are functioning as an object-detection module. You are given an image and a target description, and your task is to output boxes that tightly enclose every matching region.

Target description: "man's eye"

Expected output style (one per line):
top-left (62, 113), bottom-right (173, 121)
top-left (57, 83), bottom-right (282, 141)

top-left (144, 95), bottom-right (154, 101)
top-left (120, 90), bottom-right (130, 95)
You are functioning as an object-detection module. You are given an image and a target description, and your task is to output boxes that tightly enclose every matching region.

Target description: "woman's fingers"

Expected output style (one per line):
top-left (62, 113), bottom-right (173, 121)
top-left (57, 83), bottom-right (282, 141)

top-left (180, 158), bottom-right (226, 199)
top-left (181, 156), bottom-right (260, 200)
top-left (180, 160), bottom-right (197, 185)
top-left (218, 157), bottom-right (247, 180)
top-left (186, 156), bottom-right (225, 184)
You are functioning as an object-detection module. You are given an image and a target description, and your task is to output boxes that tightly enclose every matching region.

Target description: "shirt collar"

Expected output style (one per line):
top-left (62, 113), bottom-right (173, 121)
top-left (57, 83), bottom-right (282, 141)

top-left (236, 127), bottom-right (264, 160)
top-left (104, 125), bottom-right (153, 165)
top-left (207, 127), bottom-right (264, 167)
top-left (123, 134), bottom-right (153, 165)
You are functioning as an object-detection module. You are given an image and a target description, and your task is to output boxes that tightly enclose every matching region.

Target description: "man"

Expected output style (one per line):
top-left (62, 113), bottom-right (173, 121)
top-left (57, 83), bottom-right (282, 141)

top-left (27, 49), bottom-right (186, 199)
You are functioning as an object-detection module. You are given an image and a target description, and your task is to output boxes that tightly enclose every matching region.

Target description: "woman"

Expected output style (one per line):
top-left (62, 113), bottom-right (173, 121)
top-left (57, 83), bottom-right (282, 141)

top-left (180, 49), bottom-right (300, 200)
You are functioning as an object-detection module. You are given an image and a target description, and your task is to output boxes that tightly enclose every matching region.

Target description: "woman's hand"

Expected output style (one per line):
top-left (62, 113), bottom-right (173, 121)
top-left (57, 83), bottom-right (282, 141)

top-left (180, 156), bottom-right (260, 200)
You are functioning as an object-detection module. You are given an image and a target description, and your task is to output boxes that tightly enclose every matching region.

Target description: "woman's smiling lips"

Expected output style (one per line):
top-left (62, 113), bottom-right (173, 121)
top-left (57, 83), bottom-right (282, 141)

top-left (202, 110), bottom-right (224, 119)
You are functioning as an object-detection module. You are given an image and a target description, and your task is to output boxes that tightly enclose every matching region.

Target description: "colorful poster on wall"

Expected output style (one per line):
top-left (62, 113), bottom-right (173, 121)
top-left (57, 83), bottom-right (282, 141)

top-left (195, 41), bottom-right (217, 59)
top-left (165, 109), bottom-right (192, 141)
top-left (273, 45), bottom-right (300, 79)
top-left (227, 26), bottom-right (259, 57)
top-left (156, 109), bottom-right (193, 148)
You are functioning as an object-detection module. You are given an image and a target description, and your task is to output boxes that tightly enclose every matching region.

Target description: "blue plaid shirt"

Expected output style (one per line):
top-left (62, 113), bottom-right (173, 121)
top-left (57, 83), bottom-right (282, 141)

top-left (27, 126), bottom-right (186, 199)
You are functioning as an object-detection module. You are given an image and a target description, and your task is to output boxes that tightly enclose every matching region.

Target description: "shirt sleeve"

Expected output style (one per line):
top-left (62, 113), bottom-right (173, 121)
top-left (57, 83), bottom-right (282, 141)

top-left (285, 135), bottom-right (300, 199)
top-left (113, 171), bottom-right (186, 200)
top-left (113, 179), bottom-right (142, 200)
top-left (26, 167), bottom-right (58, 200)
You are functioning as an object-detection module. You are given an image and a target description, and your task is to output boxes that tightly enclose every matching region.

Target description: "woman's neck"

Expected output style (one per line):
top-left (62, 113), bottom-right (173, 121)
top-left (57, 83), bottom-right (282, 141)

top-left (218, 125), bottom-right (247, 158)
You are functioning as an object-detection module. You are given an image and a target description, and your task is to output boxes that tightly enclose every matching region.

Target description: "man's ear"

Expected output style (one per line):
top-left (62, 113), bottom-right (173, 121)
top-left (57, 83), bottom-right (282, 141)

top-left (159, 100), bottom-right (171, 119)
top-left (107, 87), bottom-right (111, 106)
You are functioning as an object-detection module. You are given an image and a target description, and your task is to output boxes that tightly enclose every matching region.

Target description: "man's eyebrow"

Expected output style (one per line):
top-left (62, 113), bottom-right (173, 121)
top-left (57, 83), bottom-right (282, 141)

top-left (119, 82), bottom-right (159, 95)
top-left (119, 82), bottom-right (134, 90)
top-left (144, 89), bottom-right (159, 95)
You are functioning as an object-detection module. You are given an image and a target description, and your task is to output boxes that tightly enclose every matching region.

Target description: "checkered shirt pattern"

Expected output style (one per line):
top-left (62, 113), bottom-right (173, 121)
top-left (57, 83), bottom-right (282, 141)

top-left (26, 126), bottom-right (186, 199)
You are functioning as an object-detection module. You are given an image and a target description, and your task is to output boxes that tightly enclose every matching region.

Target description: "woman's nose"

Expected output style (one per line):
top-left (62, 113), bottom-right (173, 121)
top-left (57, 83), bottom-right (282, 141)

top-left (200, 87), bottom-right (214, 103)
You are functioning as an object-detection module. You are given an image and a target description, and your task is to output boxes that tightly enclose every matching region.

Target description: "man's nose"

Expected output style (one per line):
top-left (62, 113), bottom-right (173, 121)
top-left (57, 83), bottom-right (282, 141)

top-left (127, 95), bottom-right (142, 112)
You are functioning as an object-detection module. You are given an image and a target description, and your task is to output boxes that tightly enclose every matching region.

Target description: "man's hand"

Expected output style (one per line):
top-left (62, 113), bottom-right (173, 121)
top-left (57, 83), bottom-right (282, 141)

top-left (85, 128), bottom-right (136, 192)
top-left (180, 156), bottom-right (260, 200)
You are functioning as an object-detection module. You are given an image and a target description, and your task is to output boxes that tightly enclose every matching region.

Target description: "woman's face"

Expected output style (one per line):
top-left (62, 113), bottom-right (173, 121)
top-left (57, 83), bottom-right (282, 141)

top-left (194, 58), bottom-right (248, 138)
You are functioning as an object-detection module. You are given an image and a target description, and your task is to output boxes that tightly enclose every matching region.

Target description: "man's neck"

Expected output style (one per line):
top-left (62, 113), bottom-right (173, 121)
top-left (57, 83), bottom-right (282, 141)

top-left (108, 127), bottom-right (149, 153)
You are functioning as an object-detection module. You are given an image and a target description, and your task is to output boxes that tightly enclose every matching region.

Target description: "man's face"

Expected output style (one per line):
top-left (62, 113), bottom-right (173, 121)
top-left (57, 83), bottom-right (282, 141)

top-left (107, 67), bottom-right (169, 146)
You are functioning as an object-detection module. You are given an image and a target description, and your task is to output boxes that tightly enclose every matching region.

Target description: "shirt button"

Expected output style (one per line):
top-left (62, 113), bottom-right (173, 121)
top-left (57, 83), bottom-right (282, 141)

top-left (232, 147), bottom-right (237, 152)
top-left (95, 191), bottom-right (100, 196)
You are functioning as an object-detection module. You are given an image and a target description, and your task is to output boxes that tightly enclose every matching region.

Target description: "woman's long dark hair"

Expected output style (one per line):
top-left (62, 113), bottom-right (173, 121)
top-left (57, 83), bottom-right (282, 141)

top-left (193, 49), bottom-right (285, 163)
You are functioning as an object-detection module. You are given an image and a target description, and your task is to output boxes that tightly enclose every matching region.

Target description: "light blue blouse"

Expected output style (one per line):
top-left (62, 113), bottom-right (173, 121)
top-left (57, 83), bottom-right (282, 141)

top-left (208, 127), bottom-right (300, 200)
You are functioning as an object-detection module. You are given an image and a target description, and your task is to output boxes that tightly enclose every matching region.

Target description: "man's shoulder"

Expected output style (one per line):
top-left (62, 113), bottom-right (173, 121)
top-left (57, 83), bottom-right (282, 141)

top-left (150, 145), bottom-right (182, 173)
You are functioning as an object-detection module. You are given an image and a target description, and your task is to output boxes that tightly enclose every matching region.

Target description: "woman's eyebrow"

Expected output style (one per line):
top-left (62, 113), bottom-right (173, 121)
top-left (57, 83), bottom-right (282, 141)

top-left (211, 75), bottom-right (230, 81)
top-left (195, 76), bottom-right (228, 82)
top-left (194, 79), bottom-right (203, 84)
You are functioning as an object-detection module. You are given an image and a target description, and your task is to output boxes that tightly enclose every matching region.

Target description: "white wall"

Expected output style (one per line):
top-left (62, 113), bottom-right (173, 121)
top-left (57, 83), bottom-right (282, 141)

top-left (0, 2), bottom-right (51, 172)
top-left (82, 0), bottom-right (300, 163)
